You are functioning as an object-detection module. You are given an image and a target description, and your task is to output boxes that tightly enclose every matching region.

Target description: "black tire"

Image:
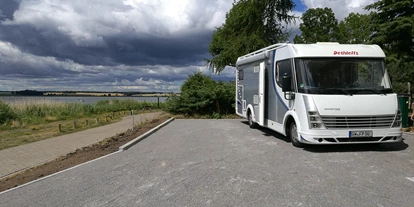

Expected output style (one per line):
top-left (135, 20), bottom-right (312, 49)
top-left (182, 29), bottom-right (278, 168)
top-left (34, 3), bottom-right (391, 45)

top-left (289, 121), bottom-right (304, 148)
top-left (248, 111), bottom-right (258, 129)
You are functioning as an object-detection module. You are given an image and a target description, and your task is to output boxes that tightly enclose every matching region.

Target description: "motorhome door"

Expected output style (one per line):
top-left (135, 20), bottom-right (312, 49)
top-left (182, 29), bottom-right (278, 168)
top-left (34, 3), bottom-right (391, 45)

top-left (256, 62), bottom-right (265, 126)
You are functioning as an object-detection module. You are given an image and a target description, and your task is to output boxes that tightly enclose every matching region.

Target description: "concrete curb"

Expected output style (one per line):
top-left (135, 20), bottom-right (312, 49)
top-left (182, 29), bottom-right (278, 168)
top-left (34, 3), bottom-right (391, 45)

top-left (119, 117), bottom-right (175, 151)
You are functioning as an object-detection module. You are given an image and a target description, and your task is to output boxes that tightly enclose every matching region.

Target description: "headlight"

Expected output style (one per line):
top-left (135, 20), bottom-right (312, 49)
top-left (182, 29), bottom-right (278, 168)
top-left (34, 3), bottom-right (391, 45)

top-left (392, 109), bottom-right (402, 128)
top-left (308, 111), bottom-right (325, 129)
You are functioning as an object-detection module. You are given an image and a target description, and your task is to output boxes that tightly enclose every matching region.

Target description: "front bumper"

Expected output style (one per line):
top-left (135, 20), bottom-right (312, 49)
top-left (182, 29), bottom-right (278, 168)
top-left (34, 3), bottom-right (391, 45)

top-left (299, 128), bottom-right (403, 144)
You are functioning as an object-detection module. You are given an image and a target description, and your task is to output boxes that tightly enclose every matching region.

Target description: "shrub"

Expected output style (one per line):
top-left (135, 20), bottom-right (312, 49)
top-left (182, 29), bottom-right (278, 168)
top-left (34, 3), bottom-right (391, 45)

top-left (0, 101), bottom-right (16, 125)
top-left (165, 72), bottom-right (235, 116)
top-left (386, 61), bottom-right (414, 94)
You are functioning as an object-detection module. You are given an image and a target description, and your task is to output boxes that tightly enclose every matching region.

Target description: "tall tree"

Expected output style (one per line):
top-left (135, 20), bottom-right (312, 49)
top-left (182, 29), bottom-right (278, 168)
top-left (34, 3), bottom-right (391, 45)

top-left (207, 0), bottom-right (296, 73)
top-left (336, 13), bottom-right (372, 44)
top-left (365, 0), bottom-right (414, 60)
top-left (294, 7), bottom-right (338, 43)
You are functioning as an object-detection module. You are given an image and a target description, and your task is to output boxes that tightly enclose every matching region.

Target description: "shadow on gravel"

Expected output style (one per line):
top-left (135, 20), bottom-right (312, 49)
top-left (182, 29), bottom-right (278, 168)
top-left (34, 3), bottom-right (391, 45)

top-left (303, 141), bottom-right (409, 153)
top-left (241, 121), bottom-right (290, 143)
top-left (240, 121), bottom-right (409, 153)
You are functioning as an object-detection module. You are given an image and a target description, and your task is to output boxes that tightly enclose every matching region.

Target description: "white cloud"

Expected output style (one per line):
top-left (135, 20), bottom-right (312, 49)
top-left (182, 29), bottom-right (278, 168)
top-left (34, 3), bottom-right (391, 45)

top-left (286, 10), bottom-right (304, 41)
top-left (0, 40), bottom-right (234, 92)
top-left (113, 78), bottom-right (180, 91)
top-left (0, 41), bottom-right (80, 73)
top-left (301, 0), bottom-right (377, 20)
top-left (3, 0), bottom-right (233, 46)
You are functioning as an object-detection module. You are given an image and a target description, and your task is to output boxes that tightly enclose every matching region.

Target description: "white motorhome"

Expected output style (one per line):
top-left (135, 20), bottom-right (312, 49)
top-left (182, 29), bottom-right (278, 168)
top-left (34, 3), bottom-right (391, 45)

top-left (235, 43), bottom-right (402, 147)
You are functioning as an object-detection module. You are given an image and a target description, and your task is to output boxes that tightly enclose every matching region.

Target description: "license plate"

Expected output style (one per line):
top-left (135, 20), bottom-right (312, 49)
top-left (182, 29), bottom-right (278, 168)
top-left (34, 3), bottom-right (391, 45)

top-left (349, 131), bottom-right (373, 137)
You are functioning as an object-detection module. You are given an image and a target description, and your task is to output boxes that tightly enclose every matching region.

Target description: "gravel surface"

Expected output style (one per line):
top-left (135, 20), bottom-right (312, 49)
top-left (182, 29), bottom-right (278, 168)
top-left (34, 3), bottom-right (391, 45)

top-left (1, 119), bottom-right (413, 207)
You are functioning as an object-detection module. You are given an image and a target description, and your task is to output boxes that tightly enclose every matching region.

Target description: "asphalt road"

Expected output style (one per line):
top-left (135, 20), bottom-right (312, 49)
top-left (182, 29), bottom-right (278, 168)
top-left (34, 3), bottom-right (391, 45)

top-left (1, 120), bottom-right (413, 207)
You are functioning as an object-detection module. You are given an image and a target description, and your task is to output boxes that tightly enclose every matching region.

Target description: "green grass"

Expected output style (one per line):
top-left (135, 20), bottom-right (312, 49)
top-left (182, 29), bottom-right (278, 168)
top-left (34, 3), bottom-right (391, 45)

top-left (0, 109), bottom-right (164, 150)
top-left (1, 99), bottom-right (164, 128)
top-left (0, 99), bottom-right (165, 150)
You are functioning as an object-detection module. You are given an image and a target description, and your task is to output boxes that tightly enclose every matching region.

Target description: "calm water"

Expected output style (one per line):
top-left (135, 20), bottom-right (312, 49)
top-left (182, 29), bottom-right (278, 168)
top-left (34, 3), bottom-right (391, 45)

top-left (0, 96), bottom-right (168, 104)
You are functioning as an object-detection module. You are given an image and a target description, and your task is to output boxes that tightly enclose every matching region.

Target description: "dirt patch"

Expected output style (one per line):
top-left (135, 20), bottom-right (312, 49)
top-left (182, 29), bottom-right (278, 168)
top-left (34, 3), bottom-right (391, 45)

top-left (0, 115), bottom-right (171, 192)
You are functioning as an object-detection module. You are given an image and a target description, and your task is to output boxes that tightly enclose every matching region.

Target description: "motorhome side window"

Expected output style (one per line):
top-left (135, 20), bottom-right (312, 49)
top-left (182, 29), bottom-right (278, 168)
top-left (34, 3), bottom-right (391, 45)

top-left (275, 59), bottom-right (292, 87)
top-left (238, 70), bottom-right (244, 80)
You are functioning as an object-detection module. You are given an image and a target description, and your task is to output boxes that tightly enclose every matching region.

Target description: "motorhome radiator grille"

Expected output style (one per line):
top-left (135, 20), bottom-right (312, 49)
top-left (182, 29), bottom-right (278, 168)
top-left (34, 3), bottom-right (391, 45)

top-left (321, 115), bottom-right (395, 129)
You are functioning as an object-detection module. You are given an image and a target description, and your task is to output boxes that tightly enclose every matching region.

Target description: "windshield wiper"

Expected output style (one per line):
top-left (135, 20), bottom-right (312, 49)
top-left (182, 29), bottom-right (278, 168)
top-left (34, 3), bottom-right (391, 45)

top-left (322, 88), bottom-right (353, 96)
top-left (356, 88), bottom-right (387, 95)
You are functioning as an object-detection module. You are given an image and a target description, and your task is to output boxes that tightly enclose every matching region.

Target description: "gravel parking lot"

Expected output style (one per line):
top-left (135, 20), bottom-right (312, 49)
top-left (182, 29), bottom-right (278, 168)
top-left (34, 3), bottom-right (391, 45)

top-left (1, 119), bottom-right (413, 207)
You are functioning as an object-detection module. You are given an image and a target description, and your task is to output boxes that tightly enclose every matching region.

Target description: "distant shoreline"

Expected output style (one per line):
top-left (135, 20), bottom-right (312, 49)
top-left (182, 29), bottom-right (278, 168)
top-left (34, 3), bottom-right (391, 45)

top-left (0, 92), bottom-right (179, 97)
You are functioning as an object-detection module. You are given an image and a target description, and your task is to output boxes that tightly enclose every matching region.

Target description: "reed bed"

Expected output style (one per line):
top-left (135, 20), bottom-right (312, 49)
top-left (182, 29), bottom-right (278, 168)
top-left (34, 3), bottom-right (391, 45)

top-left (1, 98), bottom-right (163, 128)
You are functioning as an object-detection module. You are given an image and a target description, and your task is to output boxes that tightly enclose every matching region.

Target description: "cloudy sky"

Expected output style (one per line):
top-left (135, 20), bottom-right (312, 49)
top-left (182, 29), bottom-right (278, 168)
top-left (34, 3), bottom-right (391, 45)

top-left (0, 0), bottom-right (377, 92)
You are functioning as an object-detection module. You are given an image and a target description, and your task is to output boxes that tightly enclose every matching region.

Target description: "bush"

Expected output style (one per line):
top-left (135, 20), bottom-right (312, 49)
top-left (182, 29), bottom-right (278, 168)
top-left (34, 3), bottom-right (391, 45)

top-left (94, 99), bottom-right (160, 113)
top-left (165, 72), bottom-right (235, 116)
top-left (386, 61), bottom-right (414, 94)
top-left (0, 101), bottom-right (16, 125)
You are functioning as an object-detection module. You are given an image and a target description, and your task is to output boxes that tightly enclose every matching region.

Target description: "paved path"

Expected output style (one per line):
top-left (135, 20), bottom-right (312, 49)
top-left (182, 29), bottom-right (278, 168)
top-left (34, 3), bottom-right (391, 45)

top-left (0, 112), bottom-right (162, 178)
top-left (1, 119), bottom-right (413, 207)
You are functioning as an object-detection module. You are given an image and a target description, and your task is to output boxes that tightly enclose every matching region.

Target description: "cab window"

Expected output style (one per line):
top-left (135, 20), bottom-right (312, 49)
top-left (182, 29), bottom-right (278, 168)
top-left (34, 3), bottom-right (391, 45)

top-left (275, 59), bottom-right (292, 87)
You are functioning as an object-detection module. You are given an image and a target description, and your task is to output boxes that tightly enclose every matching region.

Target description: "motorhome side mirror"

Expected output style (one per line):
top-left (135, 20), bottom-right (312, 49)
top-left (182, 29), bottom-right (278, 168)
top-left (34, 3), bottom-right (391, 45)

top-left (282, 73), bottom-right (292, 92)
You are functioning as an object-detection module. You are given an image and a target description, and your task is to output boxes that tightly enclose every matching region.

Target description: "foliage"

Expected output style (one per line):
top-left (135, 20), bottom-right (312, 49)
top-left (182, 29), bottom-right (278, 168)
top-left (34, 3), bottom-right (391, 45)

top-left (165, 72), bottom-right (235, 116)
top-left (294, 9), bottom-right (373, 45)
top-left (336, 13), bottom-right (372, 44)
top-left (386, 61), bottom-right (414, 94)
top-left (294, 7), bottom-right (338, 43)
top-left (207, 0), bottom-right (296, 72)
top-left (364, 0), bottom-right (414, 93)
top-left (293, 4), bottom-right (413, 94)
top-left (0, 101), bottom-right (16, 125)
top-left (365, 0), bottom-right (414, 61)
top-left (93, 99), bottom-right (159, 114)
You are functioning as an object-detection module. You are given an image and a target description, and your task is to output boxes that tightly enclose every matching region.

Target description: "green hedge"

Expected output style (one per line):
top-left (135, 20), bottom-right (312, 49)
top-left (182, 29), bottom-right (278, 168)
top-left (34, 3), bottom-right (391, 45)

top-left (164, 72), bottom-right (235, 117)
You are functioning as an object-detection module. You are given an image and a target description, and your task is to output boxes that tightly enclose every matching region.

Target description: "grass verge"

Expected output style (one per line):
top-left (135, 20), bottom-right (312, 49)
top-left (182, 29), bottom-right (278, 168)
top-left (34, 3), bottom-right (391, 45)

top-left (0, 109), bottom-right (161, 150)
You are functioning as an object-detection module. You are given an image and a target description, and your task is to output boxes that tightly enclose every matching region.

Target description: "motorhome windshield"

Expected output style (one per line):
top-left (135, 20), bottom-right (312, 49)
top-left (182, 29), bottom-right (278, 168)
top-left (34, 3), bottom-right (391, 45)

top-left (295, 58), bottom-right (392, 95)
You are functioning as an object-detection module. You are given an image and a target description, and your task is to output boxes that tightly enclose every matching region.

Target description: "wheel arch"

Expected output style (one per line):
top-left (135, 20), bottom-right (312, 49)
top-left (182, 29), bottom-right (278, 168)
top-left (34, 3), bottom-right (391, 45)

top-left (283, 111), bottom-right (301, 137)
top-left (246, 104), bottom-right (255, 122)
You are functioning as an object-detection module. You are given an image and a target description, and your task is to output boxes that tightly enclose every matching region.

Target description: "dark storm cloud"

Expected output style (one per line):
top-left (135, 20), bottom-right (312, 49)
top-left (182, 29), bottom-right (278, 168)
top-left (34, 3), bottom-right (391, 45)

top-left (0, 0), bottom-right (234, 91)
top-left (0, 0), bottom-right (20, 21)
top-left (106, 32), bottom-right (213, 66)
top-left (0, 24), bottom-right (212, 68)
top-left (0, 0), bottom-right (222, 68)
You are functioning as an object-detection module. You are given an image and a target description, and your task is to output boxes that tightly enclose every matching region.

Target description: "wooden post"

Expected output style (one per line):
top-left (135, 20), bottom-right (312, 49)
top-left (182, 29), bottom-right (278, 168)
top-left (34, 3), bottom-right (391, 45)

top-left (85, 120), bottom-right (89, 126)
top-left (96, 118), bottom-right (100, 123)
top-left (131, 110), bottom-right (134, 130)
top-left (105, 116), bottom-right (108, 122)
top-left (58, 124), bottom-right (62, 132)
top-left (73, 122), bottom-right (76, 129)
top-left (158, 96), bottom-right (160, 108)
